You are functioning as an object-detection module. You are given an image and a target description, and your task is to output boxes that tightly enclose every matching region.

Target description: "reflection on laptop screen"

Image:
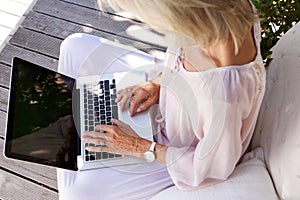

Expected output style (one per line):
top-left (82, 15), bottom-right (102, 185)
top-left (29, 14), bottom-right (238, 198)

top-left (5, 58), bottom-right (78, 170)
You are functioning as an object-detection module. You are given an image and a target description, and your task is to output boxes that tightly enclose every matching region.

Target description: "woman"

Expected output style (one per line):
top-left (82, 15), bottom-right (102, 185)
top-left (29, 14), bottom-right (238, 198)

top-left (57, 0), bottom-right (265, 199)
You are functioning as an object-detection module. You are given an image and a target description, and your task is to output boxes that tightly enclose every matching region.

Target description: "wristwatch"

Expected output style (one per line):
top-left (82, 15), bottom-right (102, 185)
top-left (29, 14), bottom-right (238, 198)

top-left (144, 142), bottom-right (156, 163)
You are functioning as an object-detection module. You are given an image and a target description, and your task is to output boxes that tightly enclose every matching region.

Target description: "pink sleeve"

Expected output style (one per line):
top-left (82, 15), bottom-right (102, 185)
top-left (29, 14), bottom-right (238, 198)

top-left (165, 70), bottom-right (257, 190)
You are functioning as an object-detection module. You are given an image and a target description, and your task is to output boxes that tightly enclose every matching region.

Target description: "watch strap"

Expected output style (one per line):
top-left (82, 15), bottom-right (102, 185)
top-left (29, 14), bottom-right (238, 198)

top-left (149, 142), bottom-right (156, 152)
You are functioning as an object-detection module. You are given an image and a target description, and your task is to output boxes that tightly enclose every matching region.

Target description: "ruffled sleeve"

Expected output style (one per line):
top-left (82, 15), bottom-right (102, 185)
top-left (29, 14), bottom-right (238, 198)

top-left (164, 67), bottom-right (259, 190)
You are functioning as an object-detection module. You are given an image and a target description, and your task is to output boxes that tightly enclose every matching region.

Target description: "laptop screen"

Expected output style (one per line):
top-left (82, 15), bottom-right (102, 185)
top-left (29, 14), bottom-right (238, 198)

top-left (5, 58), bottom-right (79, 170)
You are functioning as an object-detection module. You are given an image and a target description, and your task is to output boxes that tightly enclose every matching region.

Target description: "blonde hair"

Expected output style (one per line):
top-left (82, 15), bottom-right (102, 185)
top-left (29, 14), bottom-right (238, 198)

top-left (98, 0), bottom-right (258, 54)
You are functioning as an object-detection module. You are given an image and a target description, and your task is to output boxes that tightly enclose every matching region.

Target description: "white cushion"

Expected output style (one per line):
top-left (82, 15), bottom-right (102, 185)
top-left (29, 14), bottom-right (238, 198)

top-left (151, 148), bottom-right (278, 200)
top-left (251, 22), bottom-right (300, 200)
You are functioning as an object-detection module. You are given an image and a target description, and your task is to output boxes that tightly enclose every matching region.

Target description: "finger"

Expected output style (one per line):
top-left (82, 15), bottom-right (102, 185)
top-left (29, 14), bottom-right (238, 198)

top-left (115, 90), bottom-right (127, 103)
top-left (82, 135), bottom-right (104, 145)
top-left (83, 131), bottom-right (103, 138)
top-left (115, 90), bottom-right (127, 102)
top-left (119, 96), bottom-right (129, 111)
top-left (136, 98), bottom-right (154, 113)
top-left (111, 118), bottom-right (128, 128)
top-left (86, 145), bottom-right (105, 153)
top-left (95, 124), bottom-right (117, 133)
top-left (128, 91), bottom-right (148, 116)
top-left (86, 141), bottom-right (123, 155)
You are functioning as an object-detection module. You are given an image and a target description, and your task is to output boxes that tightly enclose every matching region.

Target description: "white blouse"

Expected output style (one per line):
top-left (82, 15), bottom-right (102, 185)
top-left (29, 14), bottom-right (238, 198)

top-left (156, 19), bottom-right (266, 190)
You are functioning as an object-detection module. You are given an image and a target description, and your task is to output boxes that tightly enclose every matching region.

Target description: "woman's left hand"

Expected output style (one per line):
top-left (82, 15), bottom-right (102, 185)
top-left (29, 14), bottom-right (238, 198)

top-left (82, 119), bottom-right (143, 157)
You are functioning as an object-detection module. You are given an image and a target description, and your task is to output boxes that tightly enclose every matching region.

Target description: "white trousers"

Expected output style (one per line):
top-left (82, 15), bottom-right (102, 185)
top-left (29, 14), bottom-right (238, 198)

top-left (57, 33), bottom-right (173, 200)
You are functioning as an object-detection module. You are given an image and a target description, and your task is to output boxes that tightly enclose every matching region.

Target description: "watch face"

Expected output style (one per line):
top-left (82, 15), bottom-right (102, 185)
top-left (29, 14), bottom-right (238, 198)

top-left (144, 151), bottom-right (155, 162)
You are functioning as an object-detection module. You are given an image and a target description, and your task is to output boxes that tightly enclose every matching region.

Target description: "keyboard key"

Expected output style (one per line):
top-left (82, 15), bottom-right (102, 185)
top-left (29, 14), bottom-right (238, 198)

top-left (90, 155), bottom-right (95, 161)
top-left (108, 153), bottom-right (115, 158)
top-left (102, 152), bottom-right (108, 159)
top-left (96, 152), bottom-right (102, 160)
top-left (104, 80), bottom-right (109, 90)
top-left (112, 106), bottom-right (118, 119)
top-left (111, 94), bottom-right (117, 99)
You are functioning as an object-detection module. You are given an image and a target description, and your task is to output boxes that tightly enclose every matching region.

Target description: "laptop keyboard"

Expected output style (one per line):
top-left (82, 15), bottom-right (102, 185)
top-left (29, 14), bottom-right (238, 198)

top-left (83, 79), bottom-right (122, 162)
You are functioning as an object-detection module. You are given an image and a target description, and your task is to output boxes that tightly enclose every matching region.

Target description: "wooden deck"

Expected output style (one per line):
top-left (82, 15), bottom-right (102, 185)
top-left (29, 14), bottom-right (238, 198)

top-left (0, 0), bottom-right (165, 199)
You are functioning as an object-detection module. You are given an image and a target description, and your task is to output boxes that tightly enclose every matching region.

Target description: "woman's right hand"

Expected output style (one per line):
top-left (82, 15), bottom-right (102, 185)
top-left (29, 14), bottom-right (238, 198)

top-left (116, 79), bottom-right (160, 117)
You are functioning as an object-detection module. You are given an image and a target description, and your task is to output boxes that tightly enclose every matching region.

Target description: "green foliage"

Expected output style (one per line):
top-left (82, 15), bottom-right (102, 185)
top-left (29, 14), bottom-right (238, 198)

top-left (252, 0), bottom-right (300, 64)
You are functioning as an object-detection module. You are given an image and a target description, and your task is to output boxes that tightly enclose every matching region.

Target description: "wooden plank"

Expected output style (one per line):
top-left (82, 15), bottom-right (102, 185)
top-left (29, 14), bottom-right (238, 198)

top-left (0, 44), bottom-right (58, 70)
top-left (0, 168), bottom-right (58, 200)
top-left (21, 11), bottom-right (166, 57)
top-left (0, 11), bottom-right (20, 29)
top-left (33, 0), bottom-right (136, 36)
top-left (0, 0), bottom-right (30, 17)
top-left (62, 0), bottom-right (137, 20)
top-left (0, 25), bottom-right (12, 42)
top-left (0, 87), bottom-right (8, 111)
top-left (10, 0), bottom-right (35, 6)
top-left (0, 64), bottom-right (11, 88)
top-left (0, 111), bottom-right (6, 137)
top-left (0, 139), bottom-right (58, 190)
top-left (32, 0), bottom-right (167, 49)
top-left (9, 27), bottom-right (62, 59)
top-left (62, 0), bottom-right (101, 11)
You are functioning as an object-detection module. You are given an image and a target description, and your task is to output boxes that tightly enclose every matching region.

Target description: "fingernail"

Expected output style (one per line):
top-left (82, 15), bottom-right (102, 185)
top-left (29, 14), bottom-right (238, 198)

top-left (137, 108), bottom-right (141, 112)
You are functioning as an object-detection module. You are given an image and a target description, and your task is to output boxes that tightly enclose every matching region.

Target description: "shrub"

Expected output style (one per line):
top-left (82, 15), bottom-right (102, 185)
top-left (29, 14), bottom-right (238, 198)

top-left (252, 0), bottom-right (300, 65)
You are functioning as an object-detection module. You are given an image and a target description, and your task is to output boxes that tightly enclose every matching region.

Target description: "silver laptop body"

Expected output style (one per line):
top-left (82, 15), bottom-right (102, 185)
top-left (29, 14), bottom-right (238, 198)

top-left (76, 71), bottom-right (154, 170)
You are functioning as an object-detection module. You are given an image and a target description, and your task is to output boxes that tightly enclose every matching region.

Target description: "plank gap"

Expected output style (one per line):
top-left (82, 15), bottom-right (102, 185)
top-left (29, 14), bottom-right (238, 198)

top-left (11, 43), bottom-right (59, 60)
top-left (59, 0), bottom-right (142, 23)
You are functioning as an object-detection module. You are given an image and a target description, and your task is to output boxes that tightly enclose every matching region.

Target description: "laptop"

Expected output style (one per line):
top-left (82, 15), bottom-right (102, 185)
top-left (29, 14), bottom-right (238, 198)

top-left (4, 57), bottom-right (155, 171)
